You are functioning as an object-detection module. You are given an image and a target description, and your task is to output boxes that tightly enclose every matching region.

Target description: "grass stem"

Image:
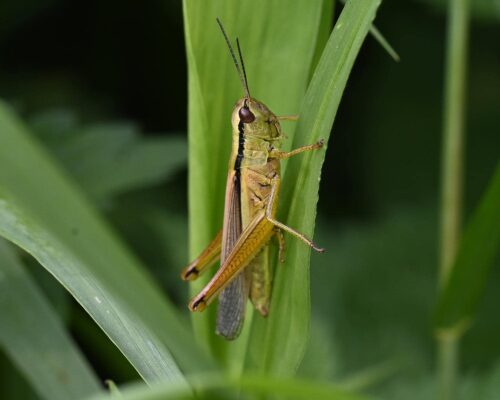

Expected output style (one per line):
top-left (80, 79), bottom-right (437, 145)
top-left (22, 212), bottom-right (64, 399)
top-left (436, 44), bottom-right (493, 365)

top-left (437, 335), bottom-right (459, 400)
top-left (437, 0), bottom-right (470, 398)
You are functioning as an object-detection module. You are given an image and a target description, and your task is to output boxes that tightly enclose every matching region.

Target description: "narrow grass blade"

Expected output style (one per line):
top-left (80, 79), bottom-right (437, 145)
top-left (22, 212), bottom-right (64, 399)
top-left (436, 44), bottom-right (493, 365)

top-left (247, 0), bottom-right (383, 377)
top-left (369, 25), bottom-right (400, 62)
top-left (340, 0), bottom-right (399, 62)
top-left (183, 0), bottom-right (325, 357)
top-left (434, 162), bottom-right (500, 332)
top-left (0, 101), bottom-right (211, 384)
top-left (0, 239), bottom-right (102, 400)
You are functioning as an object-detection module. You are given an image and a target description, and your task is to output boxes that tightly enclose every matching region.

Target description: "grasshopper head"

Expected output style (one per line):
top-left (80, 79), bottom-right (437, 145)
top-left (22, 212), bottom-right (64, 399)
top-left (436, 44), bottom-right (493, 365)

top-left (215, 20), bottom-right (280, 141)
top-left (232, 97), bottom-right (281, 141)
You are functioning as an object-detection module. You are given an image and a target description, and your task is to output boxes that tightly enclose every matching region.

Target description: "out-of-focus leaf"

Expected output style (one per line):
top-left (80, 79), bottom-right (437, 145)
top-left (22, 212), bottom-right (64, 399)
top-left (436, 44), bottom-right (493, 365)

top-left (247, 0), bottom-right (383, 377)
top-left (55, 126), bottom-right (186, 202)
top-left (0, 352), bottom-right (39, 400)
top-left (141, 209), bottom-right (189, 291)
top-left (85, 374), bottom-right (373, 400)
top-left (0, 101), bottom-right (212, 384)
top-left (29, 109), bottom-right (80, 144)
top-left (0, 239), bottom-right (102, 400)
top-left (106, 380), bottom-right (122, 397)
top-left (30, 113), bottom-right (187, 202)
top-left (298, 318), bottom-right (338, 380)
top-left (311, 206), bottom-right (438, 374)
top-left (473, 362), bottom-right (500, 399)
top-left (416, 0), bottom-right (500, 21)
top-left (374, 361), bottom-right (500, 400)
top-left (373, 374), bottom-right (435, 400)
top-left (434, 163), bottom-right (500, 331)
top-left (338, 360), bottom-right (403, 392)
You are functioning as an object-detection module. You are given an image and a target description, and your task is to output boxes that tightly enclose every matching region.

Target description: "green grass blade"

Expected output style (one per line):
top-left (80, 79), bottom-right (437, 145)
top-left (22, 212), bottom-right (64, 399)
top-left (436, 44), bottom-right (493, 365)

top-left (0, 239), bottom-right (102, 400)
top-left (369, 25), bottom-right (400, 62)
top-left (309, 0), bottom-right (336, 77)
top-left (247, 0), bottom-right (383, 376)
top-left (339, 0), bottom-right (399, 62)
top-left (0, 101), bottom-right (212, 384)
top-left (85, 374), bottom-right (373, 400)
top-left (434, 162), bottom-right (500, 332)
top-left (183, 0), bottom-right (325, 356)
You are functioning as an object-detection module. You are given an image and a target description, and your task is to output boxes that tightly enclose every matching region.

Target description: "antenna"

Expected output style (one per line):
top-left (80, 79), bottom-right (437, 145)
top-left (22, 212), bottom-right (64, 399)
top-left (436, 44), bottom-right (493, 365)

top-left (216, 18), bottom-right (250, 98)
top-left (236, 38), bottom-right (250, 98)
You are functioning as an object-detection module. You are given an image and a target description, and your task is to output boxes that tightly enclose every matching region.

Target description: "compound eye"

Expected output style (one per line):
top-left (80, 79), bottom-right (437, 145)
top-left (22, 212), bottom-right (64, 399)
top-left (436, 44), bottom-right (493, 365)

top-left (239, 106), bottom-right (255, 123)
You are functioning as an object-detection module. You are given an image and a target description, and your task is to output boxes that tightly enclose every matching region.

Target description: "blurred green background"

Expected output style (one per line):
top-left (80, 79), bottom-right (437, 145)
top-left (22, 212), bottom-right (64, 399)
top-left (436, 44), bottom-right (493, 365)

top-left (0, 0), bottom-right (499, 399)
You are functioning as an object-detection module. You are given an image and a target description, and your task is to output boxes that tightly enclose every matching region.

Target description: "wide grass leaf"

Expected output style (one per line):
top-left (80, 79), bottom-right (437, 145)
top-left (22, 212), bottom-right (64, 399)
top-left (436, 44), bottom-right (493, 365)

top-left (183, 0), bottom-right (325, 360)
top-left (434, 162), bottom-right (500, 332)
top-left (0, 101), bottom-right (211, 384)
top-left (247, 0), bottom-right (383, 376)
top-left (0, 239), bottom-right (101, 400)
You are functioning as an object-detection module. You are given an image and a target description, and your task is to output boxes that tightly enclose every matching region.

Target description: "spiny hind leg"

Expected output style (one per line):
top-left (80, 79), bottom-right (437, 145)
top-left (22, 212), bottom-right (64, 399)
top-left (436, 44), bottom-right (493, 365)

top-left (266, 176), bottom-right (324, 253)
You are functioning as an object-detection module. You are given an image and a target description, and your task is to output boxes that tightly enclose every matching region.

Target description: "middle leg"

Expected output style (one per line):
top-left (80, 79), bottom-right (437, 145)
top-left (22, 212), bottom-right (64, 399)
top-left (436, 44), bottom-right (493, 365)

top-left (265, 176), bottom-right (324, 253)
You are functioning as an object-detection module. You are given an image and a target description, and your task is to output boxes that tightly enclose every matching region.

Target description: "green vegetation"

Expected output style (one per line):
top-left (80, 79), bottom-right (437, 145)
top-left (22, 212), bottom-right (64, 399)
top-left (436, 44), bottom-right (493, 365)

top-left (0, 0), bottom-right (498, 399)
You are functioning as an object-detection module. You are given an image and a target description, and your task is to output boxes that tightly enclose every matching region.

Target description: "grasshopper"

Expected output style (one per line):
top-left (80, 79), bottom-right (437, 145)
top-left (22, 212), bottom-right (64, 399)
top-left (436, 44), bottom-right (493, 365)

top-left (181, 19), bottom-right (324, 340)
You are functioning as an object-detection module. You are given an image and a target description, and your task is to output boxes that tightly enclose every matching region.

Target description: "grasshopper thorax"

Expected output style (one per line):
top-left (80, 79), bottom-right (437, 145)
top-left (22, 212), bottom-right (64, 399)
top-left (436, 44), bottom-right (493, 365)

top-left (231, 97), bottom-right (281, 142)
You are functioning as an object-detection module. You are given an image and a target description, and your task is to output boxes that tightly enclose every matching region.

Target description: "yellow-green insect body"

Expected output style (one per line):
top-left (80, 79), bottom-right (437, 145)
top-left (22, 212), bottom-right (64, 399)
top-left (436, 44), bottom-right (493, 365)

top-left (181, 19), bottom-right (324, 340)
